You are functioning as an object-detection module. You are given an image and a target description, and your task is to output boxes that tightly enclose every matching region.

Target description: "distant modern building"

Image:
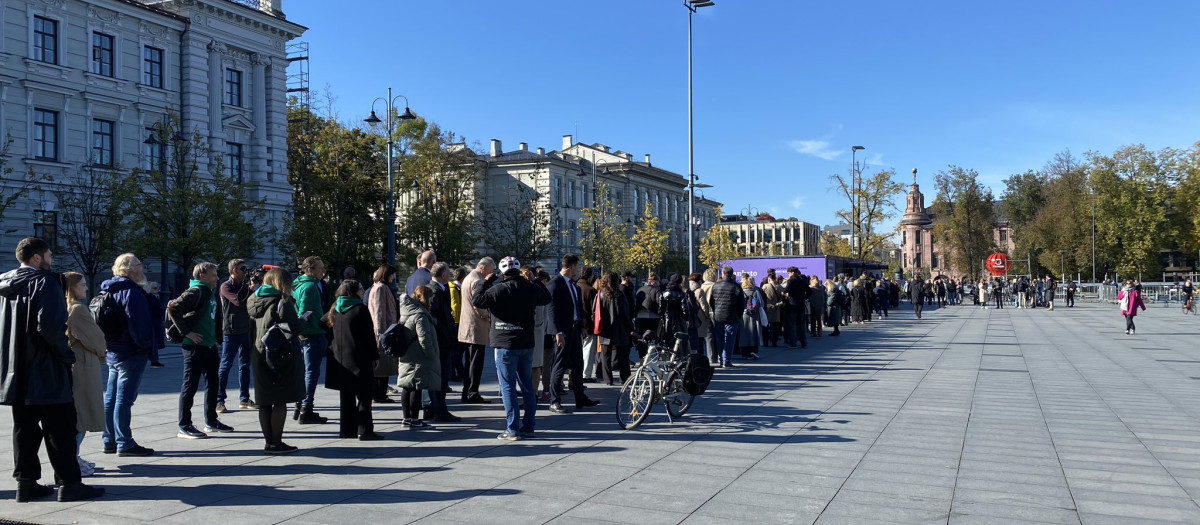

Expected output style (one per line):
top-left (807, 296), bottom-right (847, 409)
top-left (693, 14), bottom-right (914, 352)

top-left (899, 170), bottom-right (1015, 278)
top-left (719, 215), bottom-right (820, 257)
top-left (0, 0), bottom-right (305, 282)
top-left (476, 135), bottom-right (722, 269)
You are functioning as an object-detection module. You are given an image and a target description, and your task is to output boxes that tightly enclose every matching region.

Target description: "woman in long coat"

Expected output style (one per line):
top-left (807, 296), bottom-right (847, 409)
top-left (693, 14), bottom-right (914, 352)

top-left (596, 272), bottom-right (635, 385)
top-left (325, 280), bottom-right (382, 441)
top-left (63, 272), bottom-right (105, 476)
top-left (737, 275), bottom-right (764, 360)
top-left (367, 265), bottom-right (399, 403)
top-left (807, 276), bottom-right (826, 338)
top-left (247, 268), bottom-right (306, 454)
top-left (850, 278), bottom-right (870, 323)
top-left (825, 279), bottom-right (843, 336)
top-left (397, 285), bottom-right (442, 428)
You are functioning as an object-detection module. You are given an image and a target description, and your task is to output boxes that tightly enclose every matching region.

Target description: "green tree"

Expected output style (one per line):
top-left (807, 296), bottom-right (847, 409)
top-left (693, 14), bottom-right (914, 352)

top-left (932, 166), bottom-right (996, 277)
top-left (114, 116), bottom-right (267, 290)
top-left (578, 181), bottom-right (630, 273)
top-left (0, 140), bottom-right (42, 234)
top-left (54, 166), bottom-right (122, 292)
top-left (1089, 144), bottom-right (1176, 277)
top-left (625, 203), bottom-right (671, 275)
top-left (831, 167), bottom-right (905, 263)
top-left (1000, 169), bottom-right (1047, 235)
top-left (699, 205), bottom-right (739, 271)
top-left (286, 106), bottom-right (388, 276)
top-left (1010, 150), bottom-right (1092, 278)
top-left (399, 124), bottom-right (480, 266)
top-left (819, 230), bottom-right (853, 258)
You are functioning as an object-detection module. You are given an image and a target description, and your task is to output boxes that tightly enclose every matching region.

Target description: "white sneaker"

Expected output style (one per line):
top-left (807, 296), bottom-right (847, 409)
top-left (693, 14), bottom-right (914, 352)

top-left (77, 457), bottom-right (94, 477)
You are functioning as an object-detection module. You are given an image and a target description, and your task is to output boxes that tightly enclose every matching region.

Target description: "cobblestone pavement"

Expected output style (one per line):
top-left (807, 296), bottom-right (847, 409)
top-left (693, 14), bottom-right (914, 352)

top-left (1, 300), bottom-right (1199, 524)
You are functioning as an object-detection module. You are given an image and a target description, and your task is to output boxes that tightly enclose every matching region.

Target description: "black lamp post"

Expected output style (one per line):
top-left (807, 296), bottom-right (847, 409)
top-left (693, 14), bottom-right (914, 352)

top-left (365, 88), bottom-right (417, 269)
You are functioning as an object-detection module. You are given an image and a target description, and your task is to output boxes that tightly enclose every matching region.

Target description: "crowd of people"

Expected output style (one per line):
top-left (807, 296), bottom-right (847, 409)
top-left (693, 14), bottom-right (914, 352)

top-left (4, 234), bottom-right (1148, 504)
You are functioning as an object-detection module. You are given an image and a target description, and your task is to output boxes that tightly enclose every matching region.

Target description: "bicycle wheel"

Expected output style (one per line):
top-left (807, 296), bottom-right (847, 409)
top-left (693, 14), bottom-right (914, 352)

top-left (663, 369), bottom-right (696, 418)
top-left (616, 368), bottom-right (655, 430)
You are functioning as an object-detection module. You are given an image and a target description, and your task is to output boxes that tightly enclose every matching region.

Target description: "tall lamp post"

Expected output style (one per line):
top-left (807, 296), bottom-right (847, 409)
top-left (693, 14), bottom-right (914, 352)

top-left (1090, 185), bottom-right (1096, 283)
top-left (1058, 249), bottom-right (1066, 280)
top-left (685, 0), bottom-right (714, 275)
top-left (364, 88), bottom-right (417, 270)
top-left (741, 205), bottom-right (759, 255)
top-left (850, 145), bottom-right (865, 256)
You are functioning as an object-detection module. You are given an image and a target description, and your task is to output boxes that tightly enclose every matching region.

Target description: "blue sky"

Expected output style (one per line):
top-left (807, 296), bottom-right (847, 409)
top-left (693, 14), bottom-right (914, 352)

top-left (286, 0), bottom-right (1200, 230)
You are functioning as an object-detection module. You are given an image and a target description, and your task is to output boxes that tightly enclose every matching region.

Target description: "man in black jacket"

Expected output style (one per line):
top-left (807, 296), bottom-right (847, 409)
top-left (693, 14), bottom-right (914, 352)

top-left (782, 267), bottom-right (809, 349)
top-left (168, 262), bottom-right (233, 439)
top-left (426, 262), bottom-right (461, 422)
top-left (471, 256), bottom-right (551, 441)
top-left (0, 238), bottom-right (104, 502)
top-left (911, 276), bottom-right (926, 319)
top-left (707, 267), bottom-right (744, 367)
top-left (217, 259), bottom-right (254, 413)
top-left (546, 255), bottom-right (599, 414)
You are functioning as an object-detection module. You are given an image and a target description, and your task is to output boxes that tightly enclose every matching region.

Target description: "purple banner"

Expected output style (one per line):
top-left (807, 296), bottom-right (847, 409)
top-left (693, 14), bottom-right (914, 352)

top-left (721, 256), bottom-right (829, 284)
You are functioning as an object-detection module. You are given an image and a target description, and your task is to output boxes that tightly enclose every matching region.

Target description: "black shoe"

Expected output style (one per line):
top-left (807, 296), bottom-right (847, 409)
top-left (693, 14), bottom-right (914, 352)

top-left (265, 443), bottom-right (299, 454)
top-left (549, 403), bottom-right (571, 414)
top-left (178, 425), bottom-right (208, 439)
top-left (149, 361), bottom-right (165, 368)
top-left (15, 481), bottom-right (54, 502)
top-left (204, 421), bottom-right (234, 433)
top-left (519, 430), bottom-right (536, 439)
top-left (293, 403), bottom-right (302, 421)
top-left (57, 482), bottom-right (105, 502)
top-left (359, 432), bottom-right (384, 441)
top-left (117, 445), bottom-right (154, 457)
top-left (576, 398), bottom-right (600, 409)
top-left (373, 397), bottom-right (396, 404)
top-left (463, 395), bottom-right (492, 404)
top-left (433, 412), bottom-right (462, 423)
top-left (339, 432), bottom-right (357, 439)
top-left (102, 447), bottom-right (116, 454)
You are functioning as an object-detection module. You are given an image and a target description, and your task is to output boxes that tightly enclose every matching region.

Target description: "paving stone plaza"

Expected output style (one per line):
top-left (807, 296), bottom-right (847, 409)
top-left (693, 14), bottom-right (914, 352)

top-left (1, 301), bottom-right (1198, 524)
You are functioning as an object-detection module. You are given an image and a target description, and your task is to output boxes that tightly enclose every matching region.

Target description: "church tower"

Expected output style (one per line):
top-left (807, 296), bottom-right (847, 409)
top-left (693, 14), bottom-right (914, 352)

top-left (900, 168), bottom-right (933, 277)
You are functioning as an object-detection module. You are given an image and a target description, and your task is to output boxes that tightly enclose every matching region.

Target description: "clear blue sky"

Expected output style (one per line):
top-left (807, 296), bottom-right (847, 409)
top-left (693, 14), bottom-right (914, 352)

top-left (286, 0), bottom-right (1200, 230)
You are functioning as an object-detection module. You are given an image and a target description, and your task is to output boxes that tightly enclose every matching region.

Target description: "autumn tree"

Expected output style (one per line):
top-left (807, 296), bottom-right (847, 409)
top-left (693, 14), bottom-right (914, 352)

top-left (625, 203), bottom-right (671, 276)
top-left (819, 230), bottom-right (853, 258)
top-left (578, 181), bottom-right (630, 273)
top-left (1088, 144), bottom-right (1176, 277)
top-left (699, 205), bottom-right (739, 271)
top-left (0, 140), bottom-right (41, 234)
top-left (931, 166), bottom-right (996, 277)
top-left (831, 167), bottom-right (904, 263)
top-left (398, 124), bottom-right (480, 266)
top-left (482, 160), bottom-right (558, 264)
top-left (54, 167), bottom-right (122, 291)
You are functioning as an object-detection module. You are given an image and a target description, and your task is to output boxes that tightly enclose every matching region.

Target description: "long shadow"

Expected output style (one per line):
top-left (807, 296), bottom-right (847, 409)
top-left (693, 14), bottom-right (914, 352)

top-left (99, 481), bottom-right (517, 506)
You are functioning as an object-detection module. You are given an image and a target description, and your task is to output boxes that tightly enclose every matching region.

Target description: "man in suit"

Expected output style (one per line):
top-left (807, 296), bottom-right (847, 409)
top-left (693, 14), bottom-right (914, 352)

top-left (576, 267), bottom-right (599, 382)
top-left (426, 262), bottom-right (461, 422)
top-left (782, 267), bottom-right (809, 349)
top-left (546, 254), bottom-right (599, 414)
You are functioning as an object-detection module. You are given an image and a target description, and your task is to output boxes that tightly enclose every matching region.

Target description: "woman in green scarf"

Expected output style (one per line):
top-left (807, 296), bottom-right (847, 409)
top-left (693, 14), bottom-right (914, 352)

top-left (247, 268), bottom-right (306, 454)
top-left (324, 280), bottom-right (382, 440)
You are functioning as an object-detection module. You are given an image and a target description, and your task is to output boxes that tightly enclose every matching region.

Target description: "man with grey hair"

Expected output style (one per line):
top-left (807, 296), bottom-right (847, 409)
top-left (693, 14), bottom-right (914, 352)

top-left (458, 257), bottom-right (494, 404)
top-left (99, 253), bottom-right (156, 457)
top-left (168, 262), bottom-right (233, 439)
top-left (405, 250), bottom-right (437, 297)
top-left (217, 259), bottom-right (254, 413)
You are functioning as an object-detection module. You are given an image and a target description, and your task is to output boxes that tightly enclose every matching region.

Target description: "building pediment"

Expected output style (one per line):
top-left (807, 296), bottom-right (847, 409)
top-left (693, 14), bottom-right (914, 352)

top-left (222, 113), bottom-right (255, 132)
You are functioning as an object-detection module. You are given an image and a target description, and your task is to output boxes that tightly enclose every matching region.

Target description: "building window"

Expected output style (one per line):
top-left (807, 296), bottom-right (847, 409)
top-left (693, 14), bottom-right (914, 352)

top-left (33, 210), bottom-right (57, 250)
top-left (915, 252), bottom-right (922, 268)
top-left (224, 68), bottom-right (243, 106)
top-left (33, 109), bottom-right (58, 161)
top-left (568, 180), bottom-right (576, 207)
top-left (902, 230), bottom-right (907, 246)
top-left (915, 230), bottom-right (922, 246)
top-left (92, 120), bottom-right (115, 167)
top-left (33, 16), bottom-right (58, 64)
top-left (932, 253), bottom-right (939, 268)
top-left (569, 220), bottom-right (577, 247)
top-left (91, 32), bottom-right (115, 76)
top-left (227, 142), bottom-right (244, 183)
top-left (143, 46), bottom-right (164, 88)
top-left (999, 228), bottom-right (1008, 245)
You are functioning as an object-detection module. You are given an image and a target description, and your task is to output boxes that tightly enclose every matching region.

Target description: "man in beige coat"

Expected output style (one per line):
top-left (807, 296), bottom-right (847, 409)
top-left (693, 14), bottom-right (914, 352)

top-left (458, 257), bottom-right (494, 403)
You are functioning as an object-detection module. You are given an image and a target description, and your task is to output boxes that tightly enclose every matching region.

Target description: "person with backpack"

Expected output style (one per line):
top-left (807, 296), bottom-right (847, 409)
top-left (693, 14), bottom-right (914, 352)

top-left (98, 253), bottom-right (156, 457)
top-left (324, 280), bottom-right (383, 440)
top-left (169, 262), bottom-right (234, 440)
top-left (0, 239), bottom-right (106, 502)
top-left (247, 267), bottom-right (305, 454)
top-left (293, 256), bottom-right (330, 424)
top-left (656, 274), bottom-right (690, 347)
top-left (738, 274), bottom-right (765, 360)
top-left (782, 267), bottom-right (809, 349)
top-left (634, 273), bottom-right (663, 348)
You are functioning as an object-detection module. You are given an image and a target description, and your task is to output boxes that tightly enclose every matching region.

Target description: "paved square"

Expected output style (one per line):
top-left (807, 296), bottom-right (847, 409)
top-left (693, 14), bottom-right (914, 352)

top-left (2, 300), bottom-right (1199, 524)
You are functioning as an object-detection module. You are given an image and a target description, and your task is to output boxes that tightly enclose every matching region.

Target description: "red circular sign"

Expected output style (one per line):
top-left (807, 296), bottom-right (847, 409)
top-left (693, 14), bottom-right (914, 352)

top-left (985, 253), bottom-right (1010, 276)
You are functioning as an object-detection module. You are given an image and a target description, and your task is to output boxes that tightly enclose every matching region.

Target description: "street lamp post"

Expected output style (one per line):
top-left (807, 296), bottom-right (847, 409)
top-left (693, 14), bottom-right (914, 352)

top-left (1090, 185), bottom-right (1096, 283)
top-left (364, 88), bottom-right (417, 270)
top-left (1059, 249), bottom-right (1066, 280)
top-left (851, 145), bottom-right (865, 257)
top-left (685, 0), bottom-right (714, 275)
top-left (741, 205), bottom-right (759, 256)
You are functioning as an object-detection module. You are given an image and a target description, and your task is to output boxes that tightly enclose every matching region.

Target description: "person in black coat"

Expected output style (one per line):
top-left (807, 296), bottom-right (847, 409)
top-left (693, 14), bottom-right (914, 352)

top-left (0, 238), bottom-right (105, 502)
top-left (426, 263), bottom-right (460, 422)
top-left (544, 255), bottom-right (599, 414)
top-left (910, 277), bottom-right (926, 319)
top-left (782, 267), bottom-right (809, 349)
top-left (596, 272), bottom-right (636, 385)
top-left (324, 280), bottom-right (382, 441)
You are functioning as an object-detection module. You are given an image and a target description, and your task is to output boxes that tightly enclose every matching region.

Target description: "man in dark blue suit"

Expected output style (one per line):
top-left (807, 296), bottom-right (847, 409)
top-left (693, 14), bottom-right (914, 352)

top-left (545, 254), bottom-right (600, 414)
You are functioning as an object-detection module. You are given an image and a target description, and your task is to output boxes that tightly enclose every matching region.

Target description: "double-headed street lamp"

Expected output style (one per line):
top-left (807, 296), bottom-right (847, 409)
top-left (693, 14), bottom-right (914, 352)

top-left (850, 145), bottom-right (865, 255)
top-left (364, 88), bottom-right (417, 270)
top-left (685, 0), bottom-right (713, 275)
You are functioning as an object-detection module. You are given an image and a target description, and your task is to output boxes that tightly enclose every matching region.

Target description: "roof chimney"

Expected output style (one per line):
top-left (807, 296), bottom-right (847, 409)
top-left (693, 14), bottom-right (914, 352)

top-left (518, 142), bottom-right (527, 151)
top-left (490, 139), bottom-right (502, 158)
top-left (536, 147), bottom-right (545, 155)
top-left (644, 154), bottom-right (651, 165)
top-left (622, 152), bottom-right (632, 161)
top-left (562, 135), bottom-right (573, 150)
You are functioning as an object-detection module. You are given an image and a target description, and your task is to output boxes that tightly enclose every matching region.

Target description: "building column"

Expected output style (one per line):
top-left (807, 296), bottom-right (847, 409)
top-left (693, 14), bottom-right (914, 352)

top-left (250, 53), bottom-right (268, 183)
top-left (206, 41), bottom-right (225, 150)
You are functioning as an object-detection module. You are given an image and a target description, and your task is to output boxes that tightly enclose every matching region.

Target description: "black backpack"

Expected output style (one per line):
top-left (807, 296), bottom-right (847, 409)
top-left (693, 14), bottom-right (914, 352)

top-left (380, 320), bottom-right (416, 359)
top-left (89, 291), bottom-right (127, 343)
top-left (683, 353), bottom-right (713, 396)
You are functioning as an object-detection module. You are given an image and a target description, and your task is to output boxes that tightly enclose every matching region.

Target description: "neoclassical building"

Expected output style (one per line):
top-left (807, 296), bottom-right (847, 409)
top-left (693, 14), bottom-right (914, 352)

top-left (477, 135), bottom-right (722, 269)
top-left (719, 216), bottom-right (820, 257)
top-left (0, 0), bottom-right (304, 279)
top-left (899, 169), bottom-right (1015, 278)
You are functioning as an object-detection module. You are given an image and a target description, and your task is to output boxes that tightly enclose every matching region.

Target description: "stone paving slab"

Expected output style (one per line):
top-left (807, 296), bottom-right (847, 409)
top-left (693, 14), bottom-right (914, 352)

top-left (1, 300), bottom-right (1200, 523)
